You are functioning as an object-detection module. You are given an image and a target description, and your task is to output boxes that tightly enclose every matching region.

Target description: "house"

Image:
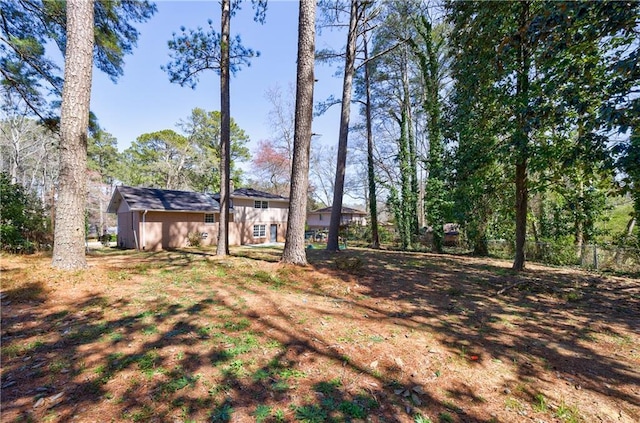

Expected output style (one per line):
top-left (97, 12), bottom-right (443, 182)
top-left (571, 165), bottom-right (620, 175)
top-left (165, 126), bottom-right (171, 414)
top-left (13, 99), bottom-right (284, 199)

top-left (422, 223), bottom-right (460, 247)
top-left (306, 206), bottom-right (367, 231)
top-left (443, 223), bottom-right (460, 246)
top-left (219, 187), bottom-right (289, 246)
top-left (107, 186), bottom-right (288, 251)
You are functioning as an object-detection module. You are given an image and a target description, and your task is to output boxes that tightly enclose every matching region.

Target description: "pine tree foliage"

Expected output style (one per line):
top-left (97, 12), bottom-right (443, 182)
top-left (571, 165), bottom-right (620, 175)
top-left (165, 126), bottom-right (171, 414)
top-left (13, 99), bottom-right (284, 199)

top-left (164, 0), bottom-right (265, 257)
top-left (0, 0), bottom-right (156, 122)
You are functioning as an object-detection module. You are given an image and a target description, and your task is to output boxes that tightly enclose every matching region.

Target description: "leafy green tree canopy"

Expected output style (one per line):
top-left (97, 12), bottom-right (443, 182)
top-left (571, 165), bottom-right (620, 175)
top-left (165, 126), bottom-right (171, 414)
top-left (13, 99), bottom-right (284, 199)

top-left (179, 108), bottom-right (250, 192)
top-left (88, 130), bottom-right (120, 183)
top-left (0, 172), bottom-right (49, 251)
top-left (116, 109), bottom-right (250, 192)
top-left (118, 129), bottom-right (191, 190)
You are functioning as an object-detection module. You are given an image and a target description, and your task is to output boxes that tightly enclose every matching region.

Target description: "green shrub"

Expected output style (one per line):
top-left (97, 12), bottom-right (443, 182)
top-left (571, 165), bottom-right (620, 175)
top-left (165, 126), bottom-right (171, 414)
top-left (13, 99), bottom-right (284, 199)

top-left (187, 232), bottom-right (202, 247)
top-left (0, 173), bottom-right (50, 252)
top-left (527, 237), bottom-right (580, 266)
top-left (100, 233), bottom-right (114, 246)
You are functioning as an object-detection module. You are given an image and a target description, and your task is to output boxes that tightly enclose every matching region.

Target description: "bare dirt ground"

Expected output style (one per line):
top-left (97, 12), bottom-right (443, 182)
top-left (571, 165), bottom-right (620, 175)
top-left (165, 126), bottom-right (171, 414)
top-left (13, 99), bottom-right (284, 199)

top-left (1, 246), bottom-right (638, 422)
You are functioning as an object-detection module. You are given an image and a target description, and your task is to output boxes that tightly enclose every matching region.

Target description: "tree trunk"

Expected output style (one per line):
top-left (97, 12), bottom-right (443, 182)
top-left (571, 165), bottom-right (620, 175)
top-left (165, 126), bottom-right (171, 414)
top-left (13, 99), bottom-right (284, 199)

top-left (401, 49), bottom-right (415, 249)
top-left (407, 91), bottom-right (419, 237)
top-left (574, 177), bottom-right (585, 250)
top-left (281, 0), bottom-right (316, 265)
top-left (512, 2), bottom-right (531, 272)
top-left (614, 217), bottom-right (636, 264)
top-left (99, 194), bottom-right (104, 236)
top-left (411, 15), bottom-right (445, 253)
top-left (9, 124), bottom-right (19, 184)
top-left (327, 0), bottom-right (358, 252)
top-left (51, 0), bottom-right (94, 270)
top-left (472, 220), bottom-right (489, 256)
top-left (217, 0), bottom-right (231, 257)
top-left (398, 105), bottom-right (412, 250)
top-left (530, 203), bottom-right (541, 259)
top-left (363, 32), bottom-right (379, 249)
top-left (513, 159), bottom-right (528, 270)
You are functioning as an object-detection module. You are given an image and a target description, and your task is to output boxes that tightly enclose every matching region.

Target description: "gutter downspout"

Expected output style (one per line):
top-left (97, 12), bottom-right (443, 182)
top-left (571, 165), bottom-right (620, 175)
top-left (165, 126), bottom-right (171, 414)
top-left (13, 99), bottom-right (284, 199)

top-left (142, 210), bottom-right (148, 250)
top-left (132, 211), bottom-right (139, 250)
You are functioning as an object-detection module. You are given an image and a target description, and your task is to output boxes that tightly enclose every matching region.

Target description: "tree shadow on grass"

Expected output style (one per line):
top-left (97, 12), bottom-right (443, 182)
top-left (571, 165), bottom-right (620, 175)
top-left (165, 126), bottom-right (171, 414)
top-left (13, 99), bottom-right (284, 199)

top-left (0, 267), bottom-right (491, 422)
top-left (1, 248), bottom-right (638, 422)
top-left (303, 247), bottom-right (640, 418)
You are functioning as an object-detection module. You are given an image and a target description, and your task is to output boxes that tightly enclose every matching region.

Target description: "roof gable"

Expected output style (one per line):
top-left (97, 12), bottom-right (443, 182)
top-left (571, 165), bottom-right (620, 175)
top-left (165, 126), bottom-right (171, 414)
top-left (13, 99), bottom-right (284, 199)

top-left (107, 186), bottom-right (221, 213)
top-left (312, 206), bottom-right (366, 215)
top-left (213, 187), bottom-right (288, 201)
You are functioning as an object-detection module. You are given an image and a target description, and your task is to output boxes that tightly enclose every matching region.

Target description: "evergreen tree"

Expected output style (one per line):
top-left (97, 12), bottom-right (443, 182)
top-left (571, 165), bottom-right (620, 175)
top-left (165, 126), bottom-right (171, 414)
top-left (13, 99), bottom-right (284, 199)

top-left (1, 0), bottom-right (155, 270)
top-left (282, 0), bottom-right (316, 265)
top-left (165, 0), bottom-right (265, 257)
top-left (1, 0), bottom-right (156, 123)
top-left (51, 0), bottom-right (95, 269)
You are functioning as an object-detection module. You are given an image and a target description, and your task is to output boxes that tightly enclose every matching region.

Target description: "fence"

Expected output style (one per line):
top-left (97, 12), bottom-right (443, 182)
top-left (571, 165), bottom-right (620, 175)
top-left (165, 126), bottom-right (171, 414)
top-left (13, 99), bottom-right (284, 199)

top-left (487, 240), bottom-right (640, 273)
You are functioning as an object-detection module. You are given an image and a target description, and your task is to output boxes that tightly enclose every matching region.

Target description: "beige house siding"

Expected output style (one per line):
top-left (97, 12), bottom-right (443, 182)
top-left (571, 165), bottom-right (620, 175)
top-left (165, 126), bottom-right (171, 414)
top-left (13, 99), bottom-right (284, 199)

top-left (306, 212), bottom-right (330, 230)
top-left (116, 201), bottom-right (140, 249)
top-left (307, 211), bottom-right (367, 230)
top-left (117, 209), bottom-right (220, 251)
top-left (232, 198), bottom-right (288, 245)
top-left (346, 213), bottom-right (367, 226)
top-left (115, 197), bottom-right (288, 250)
top-left (142, 211), bottom-right (220, 251)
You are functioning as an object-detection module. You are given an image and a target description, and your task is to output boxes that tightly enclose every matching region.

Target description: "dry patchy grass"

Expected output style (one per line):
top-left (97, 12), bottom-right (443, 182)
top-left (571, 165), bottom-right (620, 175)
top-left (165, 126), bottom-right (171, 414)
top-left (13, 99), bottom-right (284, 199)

top-left (1, 246), bottom-right (639, 422)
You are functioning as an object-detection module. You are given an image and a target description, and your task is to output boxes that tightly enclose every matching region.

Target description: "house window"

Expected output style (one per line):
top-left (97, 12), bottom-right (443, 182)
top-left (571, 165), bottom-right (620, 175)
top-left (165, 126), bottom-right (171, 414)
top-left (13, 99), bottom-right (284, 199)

top-left (319, 214), bottom-right (322, 220)
top-left (254, 200), bottom-right (268, 209)
top-left (204, 213), bottom-right (215, 224)
top-left (253, 224), bottom-right (266, 238)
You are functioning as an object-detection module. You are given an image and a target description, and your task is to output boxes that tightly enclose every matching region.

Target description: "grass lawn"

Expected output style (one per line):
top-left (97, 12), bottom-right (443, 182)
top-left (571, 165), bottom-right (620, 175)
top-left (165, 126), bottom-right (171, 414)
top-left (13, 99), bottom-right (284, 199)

top-left (1, 246), bottom-right (639, 422)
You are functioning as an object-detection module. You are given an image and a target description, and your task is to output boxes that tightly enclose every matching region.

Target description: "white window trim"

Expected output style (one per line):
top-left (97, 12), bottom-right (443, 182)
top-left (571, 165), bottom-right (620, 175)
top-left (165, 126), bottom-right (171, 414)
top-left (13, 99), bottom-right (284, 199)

top-left (254, 200), bottom-right (269, 209)
top-left (204, 213), bottom-right (215, 225)
top-left (253, 224), bottom-right (266, 238)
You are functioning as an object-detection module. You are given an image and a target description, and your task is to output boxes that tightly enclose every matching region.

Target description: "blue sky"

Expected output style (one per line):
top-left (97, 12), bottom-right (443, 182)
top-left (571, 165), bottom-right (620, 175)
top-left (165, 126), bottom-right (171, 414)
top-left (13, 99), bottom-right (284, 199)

top-left (90, 0), bottom-right (345, 156)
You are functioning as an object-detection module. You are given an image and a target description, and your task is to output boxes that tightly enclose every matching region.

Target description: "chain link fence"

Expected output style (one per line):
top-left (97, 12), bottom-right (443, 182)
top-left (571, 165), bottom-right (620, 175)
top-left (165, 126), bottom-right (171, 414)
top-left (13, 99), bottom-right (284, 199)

top-left (487, 240), bottom-right (640, 273)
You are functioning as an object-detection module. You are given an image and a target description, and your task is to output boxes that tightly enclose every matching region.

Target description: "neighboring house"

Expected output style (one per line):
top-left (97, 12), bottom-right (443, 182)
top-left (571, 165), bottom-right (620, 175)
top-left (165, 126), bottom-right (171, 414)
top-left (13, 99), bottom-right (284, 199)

top-left (422, 223), bottom-right (460, 246)
top-left (107, 186), bottom-right (288, 251)
top-left (306, 206), bottom-right (367, 231)
top-left (443, 223), bottom-right (460, 246)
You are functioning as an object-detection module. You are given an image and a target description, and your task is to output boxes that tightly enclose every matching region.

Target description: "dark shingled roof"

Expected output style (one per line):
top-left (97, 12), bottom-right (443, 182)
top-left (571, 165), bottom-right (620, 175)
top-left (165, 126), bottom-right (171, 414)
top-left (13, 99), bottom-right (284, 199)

top-left (313, 206), bottom-right (366, 215)
top-left (213, 187), bottom-right (288, 201)
top-left (107, 186), bottom-right (220, 213)
top-left (231, 187), bottom-right (288, 200)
